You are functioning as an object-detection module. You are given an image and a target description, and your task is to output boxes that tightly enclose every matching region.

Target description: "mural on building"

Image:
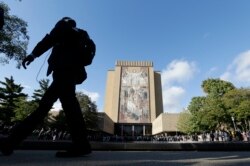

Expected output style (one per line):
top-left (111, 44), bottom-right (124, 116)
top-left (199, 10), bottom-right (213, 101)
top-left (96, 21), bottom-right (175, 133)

top-left (119, 67), bottom-right (150, 123)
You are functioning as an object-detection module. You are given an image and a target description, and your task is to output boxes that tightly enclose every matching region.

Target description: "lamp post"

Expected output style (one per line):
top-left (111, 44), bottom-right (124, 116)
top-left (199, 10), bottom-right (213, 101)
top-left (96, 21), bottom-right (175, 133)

top-left (231, 116), bottom-right (237, 131)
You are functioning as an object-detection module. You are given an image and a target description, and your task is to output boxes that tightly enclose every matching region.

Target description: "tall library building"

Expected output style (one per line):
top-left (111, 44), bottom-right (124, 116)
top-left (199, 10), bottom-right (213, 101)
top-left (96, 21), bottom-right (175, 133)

top-left (99, 61), bottom-right (179, 137)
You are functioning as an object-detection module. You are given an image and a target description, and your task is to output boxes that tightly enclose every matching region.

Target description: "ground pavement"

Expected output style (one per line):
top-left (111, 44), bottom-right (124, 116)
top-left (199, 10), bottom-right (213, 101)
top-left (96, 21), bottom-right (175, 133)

top-left (1, 150), bottom-right (250, 166)
top-left (2, 140), bottom-right (250, 165)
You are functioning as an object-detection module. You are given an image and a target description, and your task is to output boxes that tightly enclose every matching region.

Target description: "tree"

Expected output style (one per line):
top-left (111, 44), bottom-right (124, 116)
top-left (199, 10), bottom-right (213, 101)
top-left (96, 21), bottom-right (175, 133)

top-left (0, 76), bottom-right (27, 124)
top-left (12, 97), bottom-right (38, 123)
top-left (187, 97), bottom-right (207, 132)
top-left (177, 109), bottom-right (193, 134)
top-left (188, 97), bottom-right (206, 114)
top-left (32, 79), bottom-right (50, 102)
top-left (223, 88), bottom-right (250, 131)
top-left (76, 92), bottom-right (99, 131)
top-left (31, 79), bottom-right (50, 127)
top-left (187, 78), bottom-right (236, 132)
top-left (0, 2), bottom-right (29, 68)
top-left (201, 96), bottom-right (229, 130)
top-left (202, 78), bottom-right (235, 97)
top-left (237, 100), bottom-right (250, 131)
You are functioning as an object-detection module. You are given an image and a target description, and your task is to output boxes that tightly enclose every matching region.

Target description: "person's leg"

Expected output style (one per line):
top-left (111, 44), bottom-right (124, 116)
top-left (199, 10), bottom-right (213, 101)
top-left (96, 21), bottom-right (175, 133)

top-left (61, 94), bottom-right (90, 148)
top-left (1, 81), bottom-right (59, 155)
top-left (56, 75), bottom-right (91, 157)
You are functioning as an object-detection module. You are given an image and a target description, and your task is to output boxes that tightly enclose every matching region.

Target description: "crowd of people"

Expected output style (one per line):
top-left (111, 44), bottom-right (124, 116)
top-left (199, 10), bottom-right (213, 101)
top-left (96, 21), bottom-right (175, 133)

top-left (153, 130), bottom-right (248, 142)
top-left (1, 123), bottom-right (250, 143)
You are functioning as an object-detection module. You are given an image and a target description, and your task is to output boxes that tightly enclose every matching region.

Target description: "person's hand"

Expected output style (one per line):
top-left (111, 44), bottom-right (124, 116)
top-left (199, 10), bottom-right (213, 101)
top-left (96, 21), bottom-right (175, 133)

top-left (22, 55), bottom-right (35, 69)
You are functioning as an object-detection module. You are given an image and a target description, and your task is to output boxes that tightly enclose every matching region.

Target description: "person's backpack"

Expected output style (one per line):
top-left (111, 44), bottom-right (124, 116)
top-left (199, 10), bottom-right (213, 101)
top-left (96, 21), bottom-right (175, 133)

top-left (77, 28), bottom-right (96, 66)
top-left (82, 38), bottom-right (96, 66)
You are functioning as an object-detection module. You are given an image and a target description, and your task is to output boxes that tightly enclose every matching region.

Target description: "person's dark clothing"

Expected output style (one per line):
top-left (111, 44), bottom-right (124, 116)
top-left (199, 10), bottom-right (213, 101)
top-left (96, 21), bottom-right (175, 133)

top-left (32, 19), bottom-right (90, 83)
top-left (1, 17), bottom-right (92, 156)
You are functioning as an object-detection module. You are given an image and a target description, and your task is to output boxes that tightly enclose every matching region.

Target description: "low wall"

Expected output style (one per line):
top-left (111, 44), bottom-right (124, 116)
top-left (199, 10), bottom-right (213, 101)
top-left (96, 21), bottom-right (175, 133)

top-left (18, 141), bottom-right (250, 151)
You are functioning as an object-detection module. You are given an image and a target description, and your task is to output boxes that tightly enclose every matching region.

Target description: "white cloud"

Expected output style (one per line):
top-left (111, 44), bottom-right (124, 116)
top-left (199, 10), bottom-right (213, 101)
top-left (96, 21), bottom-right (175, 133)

top-left (163, 86), bottom-right (185, 113)
top-left (233, 51), bottom-right (250, 82)
top-left (161, 60), bottom-right (197, 86)
top-left (161, 59), bottom-right (198, 113)
top-left (79, 89), bottom-right (100, 103)
top-left (220, 50), bottom-right (250, 84)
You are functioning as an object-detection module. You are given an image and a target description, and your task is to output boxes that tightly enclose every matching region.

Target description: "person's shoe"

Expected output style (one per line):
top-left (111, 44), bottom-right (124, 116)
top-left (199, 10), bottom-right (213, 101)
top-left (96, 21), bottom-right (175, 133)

top-left (55, 148), bottom-right (91, 158)
top-left (0, 137), bottom-right (14, 156)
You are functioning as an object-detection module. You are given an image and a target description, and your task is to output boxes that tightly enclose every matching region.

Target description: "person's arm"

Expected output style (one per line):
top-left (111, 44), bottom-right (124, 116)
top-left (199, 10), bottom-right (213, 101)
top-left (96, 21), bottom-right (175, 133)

top-left (22, 34), bottom-right (54, 69)
top-left (31, 34), bottom-right (54, 58)
top-left (22, 23), bottom-right (63, 69)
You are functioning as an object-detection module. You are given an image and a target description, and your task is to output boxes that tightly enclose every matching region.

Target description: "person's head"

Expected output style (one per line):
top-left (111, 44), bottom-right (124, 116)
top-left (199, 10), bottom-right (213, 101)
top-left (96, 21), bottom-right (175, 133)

top-left (61, 17), bottom-right (76, 27)
top-left (55, 17), bottom-right (76, 29)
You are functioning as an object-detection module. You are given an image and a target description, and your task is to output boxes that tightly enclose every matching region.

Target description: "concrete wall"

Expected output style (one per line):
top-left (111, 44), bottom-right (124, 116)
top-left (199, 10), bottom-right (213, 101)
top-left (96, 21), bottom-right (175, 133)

top-left (154, 72), bottom-right (164, 118)
top-left (152, 113), bottom-right (180, 135)
top-left (103, 67), bottom-right (121, 123)
top-left (97, 112), bottom-right (114, 134)
top-left (152, 113), bottom-right (163, 135)
top-left (149, 66), bottom-right (156, 122)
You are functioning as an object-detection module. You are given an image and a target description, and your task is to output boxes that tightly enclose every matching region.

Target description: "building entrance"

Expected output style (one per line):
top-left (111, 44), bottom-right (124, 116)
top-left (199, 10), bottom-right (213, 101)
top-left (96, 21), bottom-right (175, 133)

top-left (114, 124), bottom-right (152, 137)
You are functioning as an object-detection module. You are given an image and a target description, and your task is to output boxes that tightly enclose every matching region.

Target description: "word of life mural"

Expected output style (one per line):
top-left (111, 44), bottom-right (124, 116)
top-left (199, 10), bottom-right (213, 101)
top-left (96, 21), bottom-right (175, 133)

top-left (119, 67), bottom-right (150, 123)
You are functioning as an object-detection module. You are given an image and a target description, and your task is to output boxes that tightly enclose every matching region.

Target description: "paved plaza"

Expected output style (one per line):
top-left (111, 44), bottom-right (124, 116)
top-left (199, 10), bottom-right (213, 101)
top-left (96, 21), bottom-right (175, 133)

top-left (1, 150), bottom-right (250, 166)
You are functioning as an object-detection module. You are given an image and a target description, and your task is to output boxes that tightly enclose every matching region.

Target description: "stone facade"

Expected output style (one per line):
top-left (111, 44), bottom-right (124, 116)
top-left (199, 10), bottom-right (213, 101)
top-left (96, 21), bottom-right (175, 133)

top-left (102, 61), bottom-right (164, 136)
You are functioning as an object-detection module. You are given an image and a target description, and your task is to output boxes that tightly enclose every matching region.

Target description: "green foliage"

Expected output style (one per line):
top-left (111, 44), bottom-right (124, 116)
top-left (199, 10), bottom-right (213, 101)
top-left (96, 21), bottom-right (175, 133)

top-left (202, 96), bottom-right (229, 130)
top-left (12, 98), bottom-right (38, 123)
top-left (0, 2), bottom-right (29, 68)
top-left (32, 79), bottom-right (50, 102)
top-left (177, 109), bottom-right (193, 134)
top-left (0, 77), bottom-right (49, 126)
top-left (0, 76), bottom-right (27, 124)
top-left (1, 79), bottom-right (49, 124)
top-left (202, 78), bottom-right (235, 97)
top-left (32, 79), bottom-right (51, 127)
top-left (187, 78), bottom-right (250, 133)
top-left (237, 100), bottom-right (250, 121)
top-left (223, 88), bottom-right (250, 131)
top-left (76, 92), bottom-right (99, 131)
top-left (187, 78), bottom-right (238, 133)
top-left (188, 96), bottom-right (206, 114)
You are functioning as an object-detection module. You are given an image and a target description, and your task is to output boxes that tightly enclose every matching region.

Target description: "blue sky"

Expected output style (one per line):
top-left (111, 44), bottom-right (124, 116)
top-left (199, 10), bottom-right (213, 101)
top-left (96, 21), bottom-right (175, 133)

top-left (1, 0), bottom-right (250, 113)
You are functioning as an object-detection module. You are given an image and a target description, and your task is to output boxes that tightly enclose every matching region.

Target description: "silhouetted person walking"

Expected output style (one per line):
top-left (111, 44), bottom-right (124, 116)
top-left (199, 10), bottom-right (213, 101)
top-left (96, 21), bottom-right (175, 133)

top-left (0, 17), bottom-right (95, 157)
